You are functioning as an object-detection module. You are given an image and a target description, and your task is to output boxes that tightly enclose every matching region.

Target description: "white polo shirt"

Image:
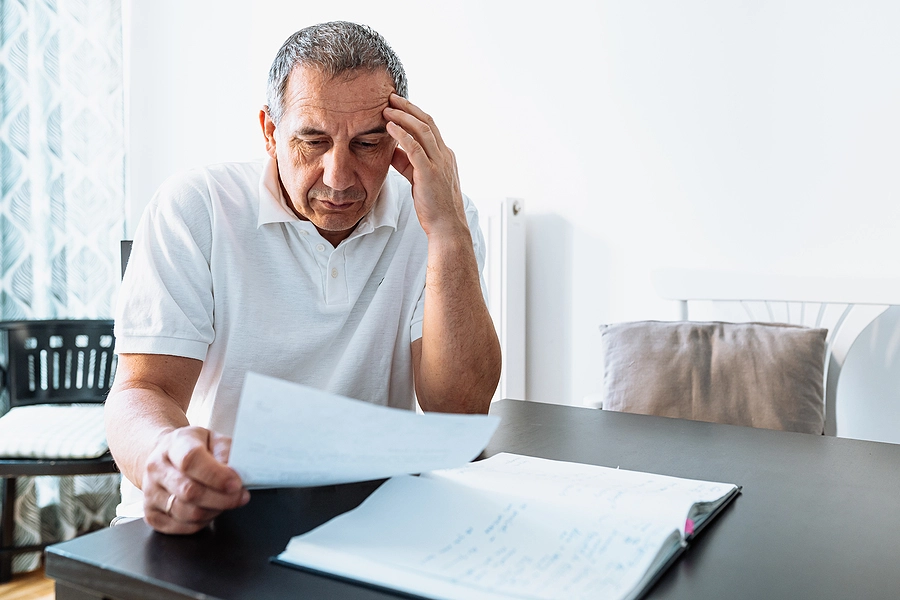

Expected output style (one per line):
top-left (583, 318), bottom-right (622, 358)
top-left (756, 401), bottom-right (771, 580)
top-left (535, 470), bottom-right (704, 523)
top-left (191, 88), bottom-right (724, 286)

top-left (114, 158), bottom-right (487, 516)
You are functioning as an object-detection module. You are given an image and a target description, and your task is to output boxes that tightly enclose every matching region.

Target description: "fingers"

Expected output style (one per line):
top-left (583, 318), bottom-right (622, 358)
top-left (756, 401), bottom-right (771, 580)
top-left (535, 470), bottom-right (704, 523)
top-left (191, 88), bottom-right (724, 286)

top-left (155, 453), bottom-right (248, 511)
top-left (383, 94), bottom-right (469, 238)
top-left (388, 94), bottom-right (446, 147)
top-left (391, 145), bottom-right (411, 175)
top-left (389, 139), bottom-right (414, 184)
top-left (209, 430), bottom-right (233, 464)
top-left (167, 427), bottom-right (243, 493)
top-left (144, 480), bottom-right (223, 534)
top-left (384, 94), bottom-right (444, 161)
top-left (386, 120), bottom-right (430, 172)
top-left (142, 427), bottom-right (250, 534)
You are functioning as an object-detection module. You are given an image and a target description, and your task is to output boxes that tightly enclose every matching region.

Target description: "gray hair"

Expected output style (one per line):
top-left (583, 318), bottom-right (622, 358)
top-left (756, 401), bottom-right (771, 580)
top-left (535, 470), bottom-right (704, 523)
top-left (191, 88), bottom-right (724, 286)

top-left (266, 21), bottom-right (408, 125)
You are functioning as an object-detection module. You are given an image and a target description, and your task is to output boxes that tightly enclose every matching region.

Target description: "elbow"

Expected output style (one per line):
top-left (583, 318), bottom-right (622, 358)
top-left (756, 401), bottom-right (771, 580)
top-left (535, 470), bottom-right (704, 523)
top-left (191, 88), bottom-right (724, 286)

top-left (418, 338), bottom-right (501, 415)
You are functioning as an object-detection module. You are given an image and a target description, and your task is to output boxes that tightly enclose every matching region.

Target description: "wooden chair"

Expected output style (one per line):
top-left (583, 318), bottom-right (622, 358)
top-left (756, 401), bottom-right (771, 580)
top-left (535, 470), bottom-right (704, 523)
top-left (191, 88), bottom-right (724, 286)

top-left (0, 320), bottom-right (119, 582)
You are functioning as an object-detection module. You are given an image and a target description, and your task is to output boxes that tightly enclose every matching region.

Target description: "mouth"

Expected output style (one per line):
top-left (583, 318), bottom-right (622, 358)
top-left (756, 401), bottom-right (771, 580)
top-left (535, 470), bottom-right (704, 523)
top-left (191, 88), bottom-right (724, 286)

top-left (309, 187), bottom-right (365, 212)
top-left (318, 199), bottom-right (357, 211)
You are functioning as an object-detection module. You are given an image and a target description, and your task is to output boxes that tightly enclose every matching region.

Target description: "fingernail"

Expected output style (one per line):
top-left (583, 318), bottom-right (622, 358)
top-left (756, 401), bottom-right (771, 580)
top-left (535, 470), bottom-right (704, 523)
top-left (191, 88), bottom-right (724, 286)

top-left (227, 479), bottom-right (242, 493)
top-left (241, 490), bottom-right (251, 504)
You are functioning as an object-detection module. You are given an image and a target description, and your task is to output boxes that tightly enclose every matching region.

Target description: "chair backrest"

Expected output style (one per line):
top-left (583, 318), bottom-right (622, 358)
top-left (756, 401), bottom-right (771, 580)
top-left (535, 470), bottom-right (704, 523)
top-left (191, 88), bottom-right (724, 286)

top-left (652, 269), bottom-right (900, 435)
top-left (0, 320), bottom-right (116, 408)
top-left (121, 240), bottom-right (133, 280)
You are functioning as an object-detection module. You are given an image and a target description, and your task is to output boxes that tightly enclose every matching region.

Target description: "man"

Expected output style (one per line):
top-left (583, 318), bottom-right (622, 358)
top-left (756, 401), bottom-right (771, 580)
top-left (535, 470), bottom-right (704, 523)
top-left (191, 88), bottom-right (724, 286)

top-left (105, 22), bottom-right (501, 535)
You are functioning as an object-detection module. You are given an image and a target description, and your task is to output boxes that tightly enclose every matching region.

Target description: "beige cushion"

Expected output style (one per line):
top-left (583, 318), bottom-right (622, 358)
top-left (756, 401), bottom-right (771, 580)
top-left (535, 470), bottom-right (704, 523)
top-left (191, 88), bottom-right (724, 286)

top-left (601, 321), bottom-right (827, 434)
top-left (0, 404), bottom-right (109, 458)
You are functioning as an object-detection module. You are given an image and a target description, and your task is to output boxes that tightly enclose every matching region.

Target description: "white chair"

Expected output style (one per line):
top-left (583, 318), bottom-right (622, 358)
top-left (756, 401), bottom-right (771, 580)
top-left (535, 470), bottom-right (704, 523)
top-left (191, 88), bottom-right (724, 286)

top-left (651, 268), bottom-right (900, 436)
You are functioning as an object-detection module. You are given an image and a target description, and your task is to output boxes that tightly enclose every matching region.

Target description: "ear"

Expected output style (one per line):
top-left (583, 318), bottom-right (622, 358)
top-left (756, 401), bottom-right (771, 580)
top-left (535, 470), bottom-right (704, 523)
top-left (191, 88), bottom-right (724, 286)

top-left (259, 106), bottom-right (277, 159)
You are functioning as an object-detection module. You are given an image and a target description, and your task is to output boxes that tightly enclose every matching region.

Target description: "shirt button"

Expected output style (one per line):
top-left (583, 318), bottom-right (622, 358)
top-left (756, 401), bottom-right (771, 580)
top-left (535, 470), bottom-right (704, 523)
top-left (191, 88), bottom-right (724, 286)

top-left (299, 230), bottom-right (309, 236)
top-left (331, 268), bottom-right (338, 278)
top-left (316, 243), bottom-right (325, 252)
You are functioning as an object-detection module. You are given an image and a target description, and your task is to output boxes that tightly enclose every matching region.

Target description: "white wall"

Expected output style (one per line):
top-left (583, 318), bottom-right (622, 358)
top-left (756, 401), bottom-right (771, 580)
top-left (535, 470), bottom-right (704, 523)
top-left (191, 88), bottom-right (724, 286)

top-left (126, 1), bottom-right (900, 440)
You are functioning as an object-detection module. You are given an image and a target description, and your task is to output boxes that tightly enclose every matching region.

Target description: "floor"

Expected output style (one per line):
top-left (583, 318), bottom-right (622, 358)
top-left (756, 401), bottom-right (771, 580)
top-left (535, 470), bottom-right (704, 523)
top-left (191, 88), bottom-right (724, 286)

top-left (0, 566), bottom-right (55, 600)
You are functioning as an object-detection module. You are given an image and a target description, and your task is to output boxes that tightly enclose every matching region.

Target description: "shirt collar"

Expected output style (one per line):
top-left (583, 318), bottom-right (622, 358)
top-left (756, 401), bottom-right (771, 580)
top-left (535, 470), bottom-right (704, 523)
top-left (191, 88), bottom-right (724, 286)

top-left (257, 157), bottom-right (298, 226)
top-left (257, 157), bottom-right (400, 235)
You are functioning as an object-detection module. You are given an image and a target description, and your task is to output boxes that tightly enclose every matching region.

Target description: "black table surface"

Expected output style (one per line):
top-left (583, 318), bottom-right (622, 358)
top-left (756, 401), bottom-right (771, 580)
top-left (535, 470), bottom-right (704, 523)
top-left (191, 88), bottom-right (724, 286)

top-left (46, 399), bottom-right (900, 599)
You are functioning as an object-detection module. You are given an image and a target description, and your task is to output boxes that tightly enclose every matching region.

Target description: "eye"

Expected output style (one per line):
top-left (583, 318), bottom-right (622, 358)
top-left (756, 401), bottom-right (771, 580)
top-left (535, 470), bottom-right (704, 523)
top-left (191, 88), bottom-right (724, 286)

top-left (353, 139), bottom-right (381, 151)
top-left (293, 138), bottom-right (329, 155)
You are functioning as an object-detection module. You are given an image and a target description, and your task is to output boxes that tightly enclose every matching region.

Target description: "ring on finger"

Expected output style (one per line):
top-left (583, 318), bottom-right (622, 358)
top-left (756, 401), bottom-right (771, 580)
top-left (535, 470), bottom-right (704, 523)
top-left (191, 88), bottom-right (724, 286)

top-left (165, 493), bottom-right (176, 517)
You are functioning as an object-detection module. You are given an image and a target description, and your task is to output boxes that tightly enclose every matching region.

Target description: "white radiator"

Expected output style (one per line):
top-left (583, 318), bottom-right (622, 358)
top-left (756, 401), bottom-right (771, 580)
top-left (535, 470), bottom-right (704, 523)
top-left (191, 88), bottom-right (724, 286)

top-left (486, 198), bottom-right (526, 401)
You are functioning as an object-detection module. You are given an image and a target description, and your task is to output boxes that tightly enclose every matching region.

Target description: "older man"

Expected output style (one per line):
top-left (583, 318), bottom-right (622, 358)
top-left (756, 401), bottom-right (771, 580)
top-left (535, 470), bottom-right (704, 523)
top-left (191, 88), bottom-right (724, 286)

top-left (105, 22), bottom-right (501, 534)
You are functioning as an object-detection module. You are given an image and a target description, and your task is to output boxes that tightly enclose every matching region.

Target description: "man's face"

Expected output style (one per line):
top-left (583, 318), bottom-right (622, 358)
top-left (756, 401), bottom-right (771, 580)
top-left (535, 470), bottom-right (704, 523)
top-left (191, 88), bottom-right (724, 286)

top-left (262, 66), bottom-right (397, 246)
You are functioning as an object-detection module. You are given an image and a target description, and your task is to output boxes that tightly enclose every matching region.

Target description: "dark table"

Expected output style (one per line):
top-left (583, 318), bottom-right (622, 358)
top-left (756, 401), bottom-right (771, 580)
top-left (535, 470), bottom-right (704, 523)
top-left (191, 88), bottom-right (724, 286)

top-left (46, 399), bottom-right (900, 599)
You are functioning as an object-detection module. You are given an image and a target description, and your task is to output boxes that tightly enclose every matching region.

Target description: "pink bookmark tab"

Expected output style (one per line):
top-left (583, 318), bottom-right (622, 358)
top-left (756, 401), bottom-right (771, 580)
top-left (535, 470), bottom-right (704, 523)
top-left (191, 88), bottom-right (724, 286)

top-left (685, 518), bottom-right (695, 536)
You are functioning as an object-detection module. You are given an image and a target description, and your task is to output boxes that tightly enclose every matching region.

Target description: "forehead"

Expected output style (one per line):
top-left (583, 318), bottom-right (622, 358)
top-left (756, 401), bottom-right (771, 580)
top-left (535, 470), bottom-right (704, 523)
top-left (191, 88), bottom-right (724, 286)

top-left (280, 66), bottom-right (395, 130)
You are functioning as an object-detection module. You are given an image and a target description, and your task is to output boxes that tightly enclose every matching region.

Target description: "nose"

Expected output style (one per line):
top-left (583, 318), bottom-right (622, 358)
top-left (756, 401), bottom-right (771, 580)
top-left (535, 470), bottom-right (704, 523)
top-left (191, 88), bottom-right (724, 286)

top-left (322, 145), bottom-right (355, 191)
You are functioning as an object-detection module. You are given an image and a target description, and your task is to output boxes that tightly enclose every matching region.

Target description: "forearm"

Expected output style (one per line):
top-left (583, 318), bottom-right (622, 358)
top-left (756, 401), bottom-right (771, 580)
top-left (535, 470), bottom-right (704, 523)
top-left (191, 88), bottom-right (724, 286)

top-left (104, 353), bottom-right (202, 489)
top-left (383, 93), bottom-right (501, 411)
top-left (416, 230), bottom-right (502, 414)
top-left (105, 386), bottom-right (189, 489)
top-left (104, 354), bottom-right (244, 533)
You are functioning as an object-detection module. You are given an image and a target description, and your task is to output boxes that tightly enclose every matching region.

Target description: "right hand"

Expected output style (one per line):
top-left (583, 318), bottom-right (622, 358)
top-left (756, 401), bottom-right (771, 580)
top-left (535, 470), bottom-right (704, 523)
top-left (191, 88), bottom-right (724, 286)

top-left (142, 426), bottom-right (250, 534)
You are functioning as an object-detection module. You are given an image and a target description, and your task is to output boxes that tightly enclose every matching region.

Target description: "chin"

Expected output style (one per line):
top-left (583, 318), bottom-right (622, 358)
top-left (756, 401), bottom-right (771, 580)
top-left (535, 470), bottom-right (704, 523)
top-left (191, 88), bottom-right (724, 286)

top-left (314, 216), bottom-right (359, 233)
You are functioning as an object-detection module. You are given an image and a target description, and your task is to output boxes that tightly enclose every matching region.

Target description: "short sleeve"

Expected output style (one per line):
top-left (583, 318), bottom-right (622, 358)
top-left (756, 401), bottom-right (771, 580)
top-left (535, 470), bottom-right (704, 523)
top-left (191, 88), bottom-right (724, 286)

top-left (115, 169), bottom-right (216, 360)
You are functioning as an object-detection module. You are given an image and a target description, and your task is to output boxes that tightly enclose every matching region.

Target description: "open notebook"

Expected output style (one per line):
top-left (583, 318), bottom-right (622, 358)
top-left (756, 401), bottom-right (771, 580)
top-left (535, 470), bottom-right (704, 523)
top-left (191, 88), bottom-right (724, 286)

top-left (275, 452), bottom-right (740, 600)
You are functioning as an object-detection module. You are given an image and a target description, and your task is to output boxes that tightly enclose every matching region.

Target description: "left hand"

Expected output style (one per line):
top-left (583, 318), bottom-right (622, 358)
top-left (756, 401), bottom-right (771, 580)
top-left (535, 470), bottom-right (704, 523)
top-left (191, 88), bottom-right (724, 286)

top-left (384, 94), bottom-right (469, 238)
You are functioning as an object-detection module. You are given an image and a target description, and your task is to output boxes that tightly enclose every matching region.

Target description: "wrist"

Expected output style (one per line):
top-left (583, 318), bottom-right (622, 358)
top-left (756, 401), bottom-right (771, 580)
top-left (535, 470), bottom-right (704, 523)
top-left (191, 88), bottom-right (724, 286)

top-left (424, 220), bottom-right (471, 246)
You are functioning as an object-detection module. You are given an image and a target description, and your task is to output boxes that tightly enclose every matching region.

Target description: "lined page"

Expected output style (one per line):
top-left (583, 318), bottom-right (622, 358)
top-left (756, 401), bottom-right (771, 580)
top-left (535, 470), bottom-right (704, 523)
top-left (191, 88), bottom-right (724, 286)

top-left (279, 474), bottom-right (682, 600)
top-left (426, 453), bottom-right (738, 535)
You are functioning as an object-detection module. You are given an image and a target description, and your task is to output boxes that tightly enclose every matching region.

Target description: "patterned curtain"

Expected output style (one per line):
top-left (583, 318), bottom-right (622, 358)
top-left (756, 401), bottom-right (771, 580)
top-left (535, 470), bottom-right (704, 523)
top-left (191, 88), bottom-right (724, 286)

top-left (0, 0), bottom-right (124, 574)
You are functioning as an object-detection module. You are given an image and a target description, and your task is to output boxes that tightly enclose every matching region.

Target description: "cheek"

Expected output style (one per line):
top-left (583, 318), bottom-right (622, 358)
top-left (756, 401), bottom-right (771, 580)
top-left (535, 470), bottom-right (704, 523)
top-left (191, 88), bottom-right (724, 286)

top-left (359, 150), bottom-right (392, 182)
top-left (278, 150), bottom-right (318, 187)
top-left (366, 145), bottom-right (396, 171)
top-left (357, 153), bottom-right (394, 200)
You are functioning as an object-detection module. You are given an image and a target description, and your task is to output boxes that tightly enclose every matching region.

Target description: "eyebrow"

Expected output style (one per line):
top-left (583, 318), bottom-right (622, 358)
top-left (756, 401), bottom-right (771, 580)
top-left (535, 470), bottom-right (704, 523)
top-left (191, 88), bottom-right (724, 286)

top-left (295, 126), bottom-right (388, 137)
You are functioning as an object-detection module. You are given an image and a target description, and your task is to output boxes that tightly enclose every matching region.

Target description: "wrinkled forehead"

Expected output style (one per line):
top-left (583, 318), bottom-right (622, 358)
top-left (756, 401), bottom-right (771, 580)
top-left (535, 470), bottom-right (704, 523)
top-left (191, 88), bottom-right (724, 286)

top-left (281, 66), bottom-right (395, 120)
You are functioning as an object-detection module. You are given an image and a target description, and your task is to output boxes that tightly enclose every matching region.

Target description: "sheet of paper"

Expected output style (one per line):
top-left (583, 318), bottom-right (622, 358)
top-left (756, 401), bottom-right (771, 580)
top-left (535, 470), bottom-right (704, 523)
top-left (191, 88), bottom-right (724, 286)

top-left (278, 473), bottom-right (681, 600)
top-left (426, 453), bottom-right (738, 535)
top-left (227, 372), bottom-right (501, 487)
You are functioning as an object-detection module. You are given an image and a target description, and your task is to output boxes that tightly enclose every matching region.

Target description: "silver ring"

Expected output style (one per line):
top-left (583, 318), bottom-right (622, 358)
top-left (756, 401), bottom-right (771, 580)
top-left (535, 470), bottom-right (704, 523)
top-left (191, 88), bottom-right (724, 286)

top-left (165, 494), bottom-right (176, 517)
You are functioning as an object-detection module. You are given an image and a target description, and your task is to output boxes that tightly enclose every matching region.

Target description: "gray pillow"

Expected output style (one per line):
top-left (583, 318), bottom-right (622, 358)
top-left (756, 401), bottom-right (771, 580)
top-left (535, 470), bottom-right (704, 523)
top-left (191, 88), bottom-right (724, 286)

top-left (601, 321), bottom-right (827, 434)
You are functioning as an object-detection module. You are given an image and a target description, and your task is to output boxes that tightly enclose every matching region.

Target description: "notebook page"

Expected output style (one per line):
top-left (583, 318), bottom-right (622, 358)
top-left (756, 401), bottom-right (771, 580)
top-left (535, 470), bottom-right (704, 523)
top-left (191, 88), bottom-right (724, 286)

top-left (278, 474), bottom-right (681, 600)
top-left (425, 453), bottom-right (737, 535)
